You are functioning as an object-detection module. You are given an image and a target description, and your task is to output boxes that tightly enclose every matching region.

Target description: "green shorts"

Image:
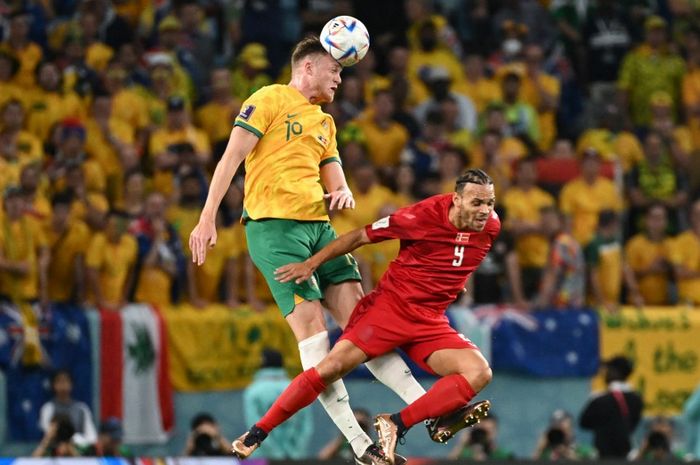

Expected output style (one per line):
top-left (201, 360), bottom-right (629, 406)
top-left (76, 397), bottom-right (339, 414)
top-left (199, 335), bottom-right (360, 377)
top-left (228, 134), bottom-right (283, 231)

top-left (245, 219), bottom-right (361, 316)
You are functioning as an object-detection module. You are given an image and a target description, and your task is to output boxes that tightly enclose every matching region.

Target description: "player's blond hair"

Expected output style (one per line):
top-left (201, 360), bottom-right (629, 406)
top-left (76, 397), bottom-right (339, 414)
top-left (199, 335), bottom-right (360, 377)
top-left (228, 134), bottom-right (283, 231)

top-left (291, 36), bottom-right (328, 67)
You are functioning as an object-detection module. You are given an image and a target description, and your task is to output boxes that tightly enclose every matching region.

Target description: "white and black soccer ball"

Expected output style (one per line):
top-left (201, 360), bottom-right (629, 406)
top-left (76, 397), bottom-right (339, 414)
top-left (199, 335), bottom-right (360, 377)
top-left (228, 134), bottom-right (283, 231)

top-left (319, 15), bottom-right (370, 67)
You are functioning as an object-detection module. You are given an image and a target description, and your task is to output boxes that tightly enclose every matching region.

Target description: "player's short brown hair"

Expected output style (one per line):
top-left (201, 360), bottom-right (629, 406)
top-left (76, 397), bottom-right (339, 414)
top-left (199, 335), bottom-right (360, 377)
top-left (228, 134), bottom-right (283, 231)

top-left (291, 35), bottom-right (328, 67)
top-left (455, 169), bottom-right (493, 192)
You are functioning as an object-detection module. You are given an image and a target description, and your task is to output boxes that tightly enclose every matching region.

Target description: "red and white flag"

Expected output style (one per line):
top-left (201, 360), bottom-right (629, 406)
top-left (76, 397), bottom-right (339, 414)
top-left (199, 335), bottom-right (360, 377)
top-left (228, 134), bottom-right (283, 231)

top-left (100, 304), bottom-right (174, 443)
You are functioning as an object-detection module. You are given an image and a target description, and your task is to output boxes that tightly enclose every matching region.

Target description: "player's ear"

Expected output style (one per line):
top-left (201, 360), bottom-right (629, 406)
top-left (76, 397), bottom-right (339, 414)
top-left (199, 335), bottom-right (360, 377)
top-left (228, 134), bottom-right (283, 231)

top-left (452, 191), bottom-right (461, 206)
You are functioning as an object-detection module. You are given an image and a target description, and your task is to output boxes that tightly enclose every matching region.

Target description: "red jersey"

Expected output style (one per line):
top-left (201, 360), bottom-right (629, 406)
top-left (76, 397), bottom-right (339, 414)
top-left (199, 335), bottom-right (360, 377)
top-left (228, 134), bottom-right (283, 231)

top-left (364, 194), bottom-right (500, 314)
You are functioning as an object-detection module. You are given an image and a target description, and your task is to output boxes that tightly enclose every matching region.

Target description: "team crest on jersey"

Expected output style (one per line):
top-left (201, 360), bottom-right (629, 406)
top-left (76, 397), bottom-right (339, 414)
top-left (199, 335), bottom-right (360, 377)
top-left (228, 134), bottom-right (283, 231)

top-left (317, 134), bottom-right (328, 146)
top-left (239, 104), bottom-right (256, 121)
top-left (321, 119), bottom-right (329, 129)
top-left (455, 232), bottom-right (470, 243)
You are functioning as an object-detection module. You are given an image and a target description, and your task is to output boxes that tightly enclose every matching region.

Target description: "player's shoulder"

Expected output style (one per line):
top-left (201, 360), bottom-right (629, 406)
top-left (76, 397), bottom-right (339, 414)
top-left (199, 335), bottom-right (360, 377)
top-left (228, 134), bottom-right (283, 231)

top-left (248, 83), bottom-right (287, 98)
top-left (486, 210), bottom-right (501, 233)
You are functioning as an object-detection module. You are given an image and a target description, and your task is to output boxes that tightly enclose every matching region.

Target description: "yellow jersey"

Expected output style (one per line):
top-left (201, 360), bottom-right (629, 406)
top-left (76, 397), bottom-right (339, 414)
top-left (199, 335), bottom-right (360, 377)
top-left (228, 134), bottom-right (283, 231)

top-left (0, 215), bottom-right (47, 300)
top-left (194, 226), bottom-right (241, 301)
top-left (625, 234), bottom-right (674, 305)
top-left (559, 177), bottom-right (624, 246)
top-left (47, 221), bottom-right (91, 302)
top-left (235, 84), bottom-right (340, 221)
top-left (502, 186), bottom-right (555, 268)
top-left (668, 231), bottom-right (700, 305)
top-left (86, 232), bottom-right (138, 306)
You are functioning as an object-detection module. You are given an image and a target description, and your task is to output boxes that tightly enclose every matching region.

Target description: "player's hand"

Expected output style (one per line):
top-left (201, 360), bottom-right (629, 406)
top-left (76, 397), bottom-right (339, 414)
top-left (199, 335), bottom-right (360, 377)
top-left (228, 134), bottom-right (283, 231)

top-left (189, 218), bottom-right (217, 266)
top-left (274, 261), bottom-right (315, 284)
top-left (324, 189), bottom-right (355, 210)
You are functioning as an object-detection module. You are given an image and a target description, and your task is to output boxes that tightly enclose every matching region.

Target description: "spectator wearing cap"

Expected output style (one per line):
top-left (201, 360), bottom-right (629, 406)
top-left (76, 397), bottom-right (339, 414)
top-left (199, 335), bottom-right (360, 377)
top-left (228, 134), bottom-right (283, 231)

top-left (48, 119), bottom-right (106, 197)
top-left (0, 50), bottom-right (22, 109)
top-left (499, 66), bottom-right (540, 149)
top-left (26, 61), bottom-right (86, 143)
top-left (243, 349), bottom-right (313, 459)
top-left (532, 205), bottom-right (586, 309)
top-left (580, 355), bottom-right (643, 458)
top-left (143, 52), bottom-right (188, 127)
top-left (559, 148), bottom-right (623, 246)
top-left (86, 210), bottom-right (137, 311)
top-left (155, 14), bottom-right (199, 101)
top-left (79, 417), bottom-right (132, 457)
top-left (668, 199), bottom-right (700, 306)
top-left (584, 210), bottom-right (630, 312)
top-left (1, 99), bottom-right (43, 162)
top-left (627, 131), bottom-right (689, 233)
top-left (405, 0), bottom-right (462, 57)
top-left (195, 68), bottom-right (242, 154)
top-left (492, 1), bottom-right (556, 53)
top-left (231, 43), bottom-right (273, 102)
top-left (0, 9), bottom-right (43, 90)
top-left (414, 65), bottom-right (477, 133)
top-left (353, 89), bottom-right (409, 174)
top-left (624, 203), bottom-right (675, 306)
top-left (149, 95), bottom-right (210, 197)
top-left (648, 90), bottom-right (693, 169)
top-left (576, 103), bottom-right (644, 172)
top-left (0, 185), bottom-right (49, 306)
top-left (407, 20), bottom-right (464, 105)
top-left (453, 54), bottom-right (502, 113)
top-left (47, 192), bottom-right (91, 304)
top-left (502, 157), bottom-right (555, 301)
top-left (617, 15), bottom-right (685, 128)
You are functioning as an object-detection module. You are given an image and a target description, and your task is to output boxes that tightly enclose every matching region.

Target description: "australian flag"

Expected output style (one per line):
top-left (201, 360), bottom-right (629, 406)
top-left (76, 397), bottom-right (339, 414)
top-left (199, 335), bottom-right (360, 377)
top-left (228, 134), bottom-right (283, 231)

top-left (490, 308), bottom-right (600, 377)
top-left (0, 303), bottom-right (92, 441)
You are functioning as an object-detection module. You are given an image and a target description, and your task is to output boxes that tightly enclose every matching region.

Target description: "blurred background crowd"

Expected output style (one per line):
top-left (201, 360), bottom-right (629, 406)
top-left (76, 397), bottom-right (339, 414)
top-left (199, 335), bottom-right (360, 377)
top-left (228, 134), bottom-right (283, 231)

top-left (2, 0), bottom-right (700, 461)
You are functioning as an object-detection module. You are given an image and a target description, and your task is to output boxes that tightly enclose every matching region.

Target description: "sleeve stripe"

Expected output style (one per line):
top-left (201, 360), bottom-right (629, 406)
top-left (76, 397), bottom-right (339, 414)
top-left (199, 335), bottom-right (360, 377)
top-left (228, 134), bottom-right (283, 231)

top-left (320, 156), bottom-right (341, 167)
top-left (234, 121), bottom-right (264, 138)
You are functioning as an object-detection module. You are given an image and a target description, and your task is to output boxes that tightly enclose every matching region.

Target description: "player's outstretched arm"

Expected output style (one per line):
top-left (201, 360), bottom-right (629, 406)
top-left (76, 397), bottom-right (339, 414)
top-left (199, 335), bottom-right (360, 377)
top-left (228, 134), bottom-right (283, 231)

top-left (190, 126), bottom-right (258, 265)
top-left (275, 227), bottom-right (371, 284)
top-left (320, 161), bottom-right (354, 210)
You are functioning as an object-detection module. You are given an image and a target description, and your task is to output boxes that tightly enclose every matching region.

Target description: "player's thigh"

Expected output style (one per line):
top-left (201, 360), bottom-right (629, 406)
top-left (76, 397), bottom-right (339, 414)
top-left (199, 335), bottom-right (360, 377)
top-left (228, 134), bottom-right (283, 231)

top-left (322, 280), bottom-right (363, 328)
top-left (315, 339), bottom-right (369, 383)
top-left (425, 348), bottom-right (492, 391)
top-left (245, 219), bottom-right (322, 317)
top-left (313, 222), bottom-right (362, 291)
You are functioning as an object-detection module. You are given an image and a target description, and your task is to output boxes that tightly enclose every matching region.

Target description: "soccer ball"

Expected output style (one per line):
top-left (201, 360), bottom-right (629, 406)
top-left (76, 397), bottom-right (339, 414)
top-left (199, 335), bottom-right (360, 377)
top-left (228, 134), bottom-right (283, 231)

top-left (320, 15), bottom-right (370, 67)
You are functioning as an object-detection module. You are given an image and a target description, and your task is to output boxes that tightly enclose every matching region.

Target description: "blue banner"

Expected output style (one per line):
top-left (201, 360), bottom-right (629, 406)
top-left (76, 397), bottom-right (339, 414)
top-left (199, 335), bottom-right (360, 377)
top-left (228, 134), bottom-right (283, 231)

top-left (491, 308), bottom-right (600, 377)
top-left (0, 303), bottom-right (92, 441)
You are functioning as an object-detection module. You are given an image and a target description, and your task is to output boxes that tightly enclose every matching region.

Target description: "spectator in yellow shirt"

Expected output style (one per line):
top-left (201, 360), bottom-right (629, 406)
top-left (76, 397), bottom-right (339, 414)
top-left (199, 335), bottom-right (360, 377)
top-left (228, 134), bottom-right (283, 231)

top-left (1, 10), bottom-right (43, 90)
top-left (0, 51), bottom-right (22, 110)
top-left (353, 89), bottom-right (409, 176)
top-left (47, 193), bottom-right (91, 304)
top-left (78, 10), bottom-right (114, 72)
top-left (560, 149), bottom-right (624, 246)
top-left (682, 28), bottom-right (700, 149)
top-left (414, 66), bottom-right (478, 133)
top-left (670, 199), bottom-right (700, 305)
top-left (0, 187), bottom-right (49, 305)
top-left (627, 131), bottom-right (689, 234)
top-left (231, 43), bottom-right (273, 101)
top-left (502, 157), bottom-right (555, 299)
top-left (648, 91), bottom-right (693, 169)
top-left (624, 203), bottom-right (674, 306)
top-left (454, 54), bottom-right (501, 113)
top-left (103, 60), bottom-right (149, 144)
top-left (520, 44), bottom-right (561, 151)
top-left (131, 192), bottom-right (185, 307)
top-left (342, 161), bottom-right (398, 229)
top-left (1, 99), bottom-right (43, 163)
top-left (19, 163), bottom-right (51, 229)
top-left (86, 210), bottom-right (138, 310)
top-left (195, 68), bottom-right (242, 154)
top-left (149, 96), bottom-right (211, 197)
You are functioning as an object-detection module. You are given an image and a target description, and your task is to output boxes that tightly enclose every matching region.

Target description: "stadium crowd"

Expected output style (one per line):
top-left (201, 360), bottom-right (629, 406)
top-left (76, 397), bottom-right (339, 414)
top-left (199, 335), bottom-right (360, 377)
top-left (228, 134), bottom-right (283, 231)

top-left (2, 0), bottom-right (700, 460)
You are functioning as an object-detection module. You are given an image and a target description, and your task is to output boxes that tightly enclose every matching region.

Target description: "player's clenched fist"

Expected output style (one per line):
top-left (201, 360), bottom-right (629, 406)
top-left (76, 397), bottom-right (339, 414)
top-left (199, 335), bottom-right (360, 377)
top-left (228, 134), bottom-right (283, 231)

top-left (274, 261), bottom-right (315, 284)
top-left (189, 219), bottom-right (218, 266)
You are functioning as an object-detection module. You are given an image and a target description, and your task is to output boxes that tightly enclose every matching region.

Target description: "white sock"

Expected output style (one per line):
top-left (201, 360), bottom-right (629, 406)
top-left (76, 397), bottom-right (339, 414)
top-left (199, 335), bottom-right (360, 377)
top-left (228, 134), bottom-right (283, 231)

top-left (298, 331), bottom-right (372, 457)
top-left (365, 352), bottom-right (426, 404)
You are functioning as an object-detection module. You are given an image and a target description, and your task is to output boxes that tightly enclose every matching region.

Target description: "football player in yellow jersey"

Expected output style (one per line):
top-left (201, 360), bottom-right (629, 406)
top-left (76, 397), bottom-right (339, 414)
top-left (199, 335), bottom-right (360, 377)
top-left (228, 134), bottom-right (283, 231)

top-left (190, 36), bottom-right (426, 464)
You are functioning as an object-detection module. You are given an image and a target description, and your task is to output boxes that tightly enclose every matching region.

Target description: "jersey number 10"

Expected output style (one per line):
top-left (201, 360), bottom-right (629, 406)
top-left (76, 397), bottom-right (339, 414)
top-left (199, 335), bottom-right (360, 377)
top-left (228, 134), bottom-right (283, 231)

top-left (452, 246), bottom-right (465, 267)
top-left (285, 120), bottom-right (303, 140)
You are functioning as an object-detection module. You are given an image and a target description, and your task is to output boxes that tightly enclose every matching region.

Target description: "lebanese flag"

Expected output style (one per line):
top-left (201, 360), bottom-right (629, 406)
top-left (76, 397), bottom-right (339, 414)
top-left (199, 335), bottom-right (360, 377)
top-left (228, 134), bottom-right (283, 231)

top-left (100, 304), bottom-right (174, 443)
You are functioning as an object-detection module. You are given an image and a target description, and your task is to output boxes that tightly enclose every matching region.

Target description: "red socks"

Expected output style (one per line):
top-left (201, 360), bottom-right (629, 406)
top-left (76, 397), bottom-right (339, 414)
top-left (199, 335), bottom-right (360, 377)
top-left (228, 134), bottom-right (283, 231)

top-left (399, 374), bottom-right (476, 428)
top-left (257, 368), bottom-right (327, 433)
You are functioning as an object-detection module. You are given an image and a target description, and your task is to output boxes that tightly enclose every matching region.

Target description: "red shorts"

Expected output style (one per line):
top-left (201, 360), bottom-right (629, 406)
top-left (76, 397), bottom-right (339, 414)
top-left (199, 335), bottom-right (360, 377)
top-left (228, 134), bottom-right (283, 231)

top-left (339, 291), bottom-right (479, 374)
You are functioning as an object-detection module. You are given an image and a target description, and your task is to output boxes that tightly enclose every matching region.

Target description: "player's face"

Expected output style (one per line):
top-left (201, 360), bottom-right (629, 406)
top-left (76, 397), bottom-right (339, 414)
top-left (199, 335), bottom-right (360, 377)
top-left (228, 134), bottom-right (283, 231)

top-left (312, 54), bottom-right (342, 103)
top-left (453, 183), bottom-right (495, 231)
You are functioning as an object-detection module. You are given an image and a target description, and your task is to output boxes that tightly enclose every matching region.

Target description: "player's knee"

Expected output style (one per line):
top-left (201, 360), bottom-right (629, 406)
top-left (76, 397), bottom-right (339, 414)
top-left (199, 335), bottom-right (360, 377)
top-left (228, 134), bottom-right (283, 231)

top-left (461, 359), bottom-right (492, 392)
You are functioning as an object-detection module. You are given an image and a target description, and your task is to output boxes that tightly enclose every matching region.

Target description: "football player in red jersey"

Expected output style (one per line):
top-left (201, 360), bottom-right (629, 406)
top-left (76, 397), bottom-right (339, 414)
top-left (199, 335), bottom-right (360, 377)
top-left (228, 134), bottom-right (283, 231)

top-left (232, 169), bottom-right (499, 465)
